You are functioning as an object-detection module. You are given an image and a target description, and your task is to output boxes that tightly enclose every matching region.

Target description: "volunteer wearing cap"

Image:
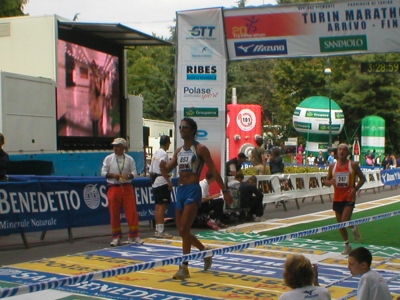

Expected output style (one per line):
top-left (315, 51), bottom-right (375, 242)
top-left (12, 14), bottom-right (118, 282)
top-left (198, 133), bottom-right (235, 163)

top-left (226, 152), bottom-right (247, 177)
top-left (149, 135), bottom-right (173, 239)
top-left (101, 137), bottom-right (143, 247)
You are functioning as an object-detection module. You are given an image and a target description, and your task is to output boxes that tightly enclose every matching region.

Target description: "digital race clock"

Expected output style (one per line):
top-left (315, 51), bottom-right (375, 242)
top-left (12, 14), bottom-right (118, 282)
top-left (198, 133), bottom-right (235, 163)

top-left (361, 62), bottom-right (399, 73)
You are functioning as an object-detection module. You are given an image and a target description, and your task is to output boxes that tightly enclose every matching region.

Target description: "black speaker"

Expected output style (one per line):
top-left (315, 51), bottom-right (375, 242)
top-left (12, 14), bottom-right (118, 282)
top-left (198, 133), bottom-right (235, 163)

top-left (143, 126), bottom-right (150, 147)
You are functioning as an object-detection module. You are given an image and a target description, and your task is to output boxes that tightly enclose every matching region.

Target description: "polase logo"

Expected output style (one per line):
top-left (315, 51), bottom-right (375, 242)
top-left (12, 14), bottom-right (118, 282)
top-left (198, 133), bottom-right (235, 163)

top-left (319, 35), bottom-right (368, 53)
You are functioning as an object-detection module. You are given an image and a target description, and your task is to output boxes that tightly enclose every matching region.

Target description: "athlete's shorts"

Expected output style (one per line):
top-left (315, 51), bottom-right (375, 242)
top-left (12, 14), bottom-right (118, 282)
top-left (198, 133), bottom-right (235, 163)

top-left (176, 183), bottom-right (202, 210)
top-left (333, 201), bottom-right (355, 214)
top-left (153, 184), bottom-right (172, 205)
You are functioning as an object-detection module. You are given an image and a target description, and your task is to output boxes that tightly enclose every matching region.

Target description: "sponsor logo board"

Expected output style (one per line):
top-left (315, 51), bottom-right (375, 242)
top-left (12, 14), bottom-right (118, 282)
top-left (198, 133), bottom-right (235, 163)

top-left (305, 110), bottom-right (329, 118)
top-left (236, 108), bottom-right (256, 131)
top-left (184, 65), bottom-right (218, 81)
top-left (186, 26), bottom-right (217, 41)
top-left (318, 143), bottom-right (329, 150)
top-left (180, 44), bottom-right (224, 61)
top-left (184, 107), bottom-right (219, 118)
top-left (320, 35), bottom-right (368, 53)
top-left (293, 121), bottom-right (312, 130)
top-left (182, 86), bottom-right (220, 100)
top-left (234, 40), bottom-right (288, 56)
top-left (335, 112), bottom-right (344, 119)
top-left (229, 16), bottom-right (267, 39)
top-left (318, 124), bottom-right (341, 131)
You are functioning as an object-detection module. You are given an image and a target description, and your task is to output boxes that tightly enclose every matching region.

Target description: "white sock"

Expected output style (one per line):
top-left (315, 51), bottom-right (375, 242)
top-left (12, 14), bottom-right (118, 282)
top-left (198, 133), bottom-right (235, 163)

top-left (156, 224), bottom-right (164, 233)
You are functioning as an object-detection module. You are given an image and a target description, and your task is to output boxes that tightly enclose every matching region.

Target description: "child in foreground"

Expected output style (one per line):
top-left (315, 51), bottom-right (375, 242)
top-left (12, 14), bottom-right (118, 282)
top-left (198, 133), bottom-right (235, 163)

top-left (348, 247), bottom-right (392, 300)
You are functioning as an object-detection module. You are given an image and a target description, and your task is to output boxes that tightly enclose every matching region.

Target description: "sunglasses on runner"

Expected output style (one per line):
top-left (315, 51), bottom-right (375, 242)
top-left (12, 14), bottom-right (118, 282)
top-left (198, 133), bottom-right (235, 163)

top-left (179, 125), bottom-right (191, 130)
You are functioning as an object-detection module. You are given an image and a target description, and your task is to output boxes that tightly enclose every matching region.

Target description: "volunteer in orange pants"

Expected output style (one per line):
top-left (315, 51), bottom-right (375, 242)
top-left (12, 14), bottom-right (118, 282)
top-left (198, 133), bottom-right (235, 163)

top-left (108, 184), bottom-right (139, 240)
top-left (101, 137), bottom-right (144, 247)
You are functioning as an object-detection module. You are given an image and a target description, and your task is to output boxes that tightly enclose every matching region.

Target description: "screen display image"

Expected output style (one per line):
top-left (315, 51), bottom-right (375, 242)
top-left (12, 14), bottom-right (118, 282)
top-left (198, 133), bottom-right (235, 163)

top-left (57, 40), bottom-right (120, 138)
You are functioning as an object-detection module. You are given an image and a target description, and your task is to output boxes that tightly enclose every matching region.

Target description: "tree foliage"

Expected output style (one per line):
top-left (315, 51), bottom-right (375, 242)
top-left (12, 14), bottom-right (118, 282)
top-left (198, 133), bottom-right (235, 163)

top-left (0, 0), bottom-right (28, 17)
top-left (126, 43), bottom-right (175, 121)
top-left (333, 54), bottom-right (400, 153)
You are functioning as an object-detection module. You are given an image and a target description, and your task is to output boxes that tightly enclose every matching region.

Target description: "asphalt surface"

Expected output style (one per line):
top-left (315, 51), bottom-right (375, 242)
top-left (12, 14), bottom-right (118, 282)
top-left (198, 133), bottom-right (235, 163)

top-left (0, 185), bottom-right (398, 266)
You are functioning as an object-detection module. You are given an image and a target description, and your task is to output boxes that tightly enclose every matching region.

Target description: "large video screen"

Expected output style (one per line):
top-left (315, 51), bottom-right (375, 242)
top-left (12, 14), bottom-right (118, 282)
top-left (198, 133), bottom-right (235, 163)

top-left (56, 40), bottom-right (121, 142)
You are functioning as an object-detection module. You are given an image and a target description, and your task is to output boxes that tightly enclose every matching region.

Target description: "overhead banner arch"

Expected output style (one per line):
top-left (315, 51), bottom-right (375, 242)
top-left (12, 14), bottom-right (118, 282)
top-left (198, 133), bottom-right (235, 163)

top-left (176, 0), bottom-right (400, 173)
top-left (224, 0), bottom-right (400, 59)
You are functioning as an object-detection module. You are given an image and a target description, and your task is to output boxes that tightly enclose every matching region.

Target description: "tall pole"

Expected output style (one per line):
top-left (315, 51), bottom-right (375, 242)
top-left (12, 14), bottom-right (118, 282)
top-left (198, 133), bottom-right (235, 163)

top-left (328, 74), bottom-right (332, 148)
top-left (324, 59), bottom-right (332, 149)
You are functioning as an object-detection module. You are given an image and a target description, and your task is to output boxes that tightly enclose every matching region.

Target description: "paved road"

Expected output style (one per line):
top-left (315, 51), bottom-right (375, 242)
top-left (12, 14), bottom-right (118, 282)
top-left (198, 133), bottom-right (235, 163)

top-left (0, 186), bottom-right (397, 266)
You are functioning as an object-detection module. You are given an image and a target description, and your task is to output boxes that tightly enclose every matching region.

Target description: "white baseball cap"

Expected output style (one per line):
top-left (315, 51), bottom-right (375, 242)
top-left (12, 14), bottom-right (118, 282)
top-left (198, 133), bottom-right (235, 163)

top-left (111, 138), bottom-right (127, 147)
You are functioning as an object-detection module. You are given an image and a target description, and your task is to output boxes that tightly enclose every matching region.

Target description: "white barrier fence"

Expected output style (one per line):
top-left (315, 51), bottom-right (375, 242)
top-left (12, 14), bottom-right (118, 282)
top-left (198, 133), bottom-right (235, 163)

top-left (228, 169), bottom-right (385, 211)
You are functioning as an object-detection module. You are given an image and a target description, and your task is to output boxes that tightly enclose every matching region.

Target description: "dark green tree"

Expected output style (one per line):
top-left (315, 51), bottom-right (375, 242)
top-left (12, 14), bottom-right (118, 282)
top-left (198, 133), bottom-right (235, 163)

top-left (126, 42), bottom-right (175, 121)
top-left (0, 0), bottom-right (28, 17)
top-left (237, 0), bottom-right (247, 8)
top-left (333, 54), bottom-right (400, 153)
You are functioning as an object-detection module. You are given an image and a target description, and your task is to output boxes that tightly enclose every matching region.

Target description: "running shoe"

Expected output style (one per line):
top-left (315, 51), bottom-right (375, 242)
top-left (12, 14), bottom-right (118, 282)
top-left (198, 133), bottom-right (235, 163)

top-left (253, 217), bottom-right (262, 222)
top-left (341, 244), bottom-right (352, 255)
top-left (352, 225), bottom-right (361, 242)
top-left (110, 238), bottom-right (121, 247)
top-left (127, 237), bottom-right (144, 245)
top-left (173, 264), bottom-right (190, 280)
top-left (216, 220), bottom-right (228, 229)
top-left (154, 231), bottom-right (173, 239)
top-left (203, 246), bottom-right (213, 271)
top-left (206, 220), bottom-right (220, 231)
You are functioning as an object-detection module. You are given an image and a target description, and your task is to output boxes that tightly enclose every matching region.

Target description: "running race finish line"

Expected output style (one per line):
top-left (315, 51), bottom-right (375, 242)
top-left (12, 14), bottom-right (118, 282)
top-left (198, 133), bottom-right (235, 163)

top-left (1, 210), bottom-right (399, 298)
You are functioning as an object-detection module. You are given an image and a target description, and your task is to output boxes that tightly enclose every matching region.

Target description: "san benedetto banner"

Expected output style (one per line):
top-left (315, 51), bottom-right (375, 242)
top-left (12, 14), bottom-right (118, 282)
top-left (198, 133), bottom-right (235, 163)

top-left (223, 0), bottom-right (400, 59)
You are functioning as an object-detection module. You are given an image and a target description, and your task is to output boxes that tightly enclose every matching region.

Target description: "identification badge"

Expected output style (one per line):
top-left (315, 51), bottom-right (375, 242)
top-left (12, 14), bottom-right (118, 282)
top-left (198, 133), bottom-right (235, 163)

top-left (335, 171), bottom-right (349, 187)
top-left (178, 153), bottom-right (192, 171)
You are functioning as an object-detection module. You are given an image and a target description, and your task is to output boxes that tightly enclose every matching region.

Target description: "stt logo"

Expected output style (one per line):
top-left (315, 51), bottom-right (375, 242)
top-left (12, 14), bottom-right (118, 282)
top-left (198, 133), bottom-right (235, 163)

top-left (189, 26), bottom-right (215, 37)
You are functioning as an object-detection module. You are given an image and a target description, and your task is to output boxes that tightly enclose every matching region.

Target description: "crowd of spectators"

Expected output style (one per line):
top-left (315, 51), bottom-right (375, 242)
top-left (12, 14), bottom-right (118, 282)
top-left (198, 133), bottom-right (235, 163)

top-left (365, 150), bottom-right (399, 169)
